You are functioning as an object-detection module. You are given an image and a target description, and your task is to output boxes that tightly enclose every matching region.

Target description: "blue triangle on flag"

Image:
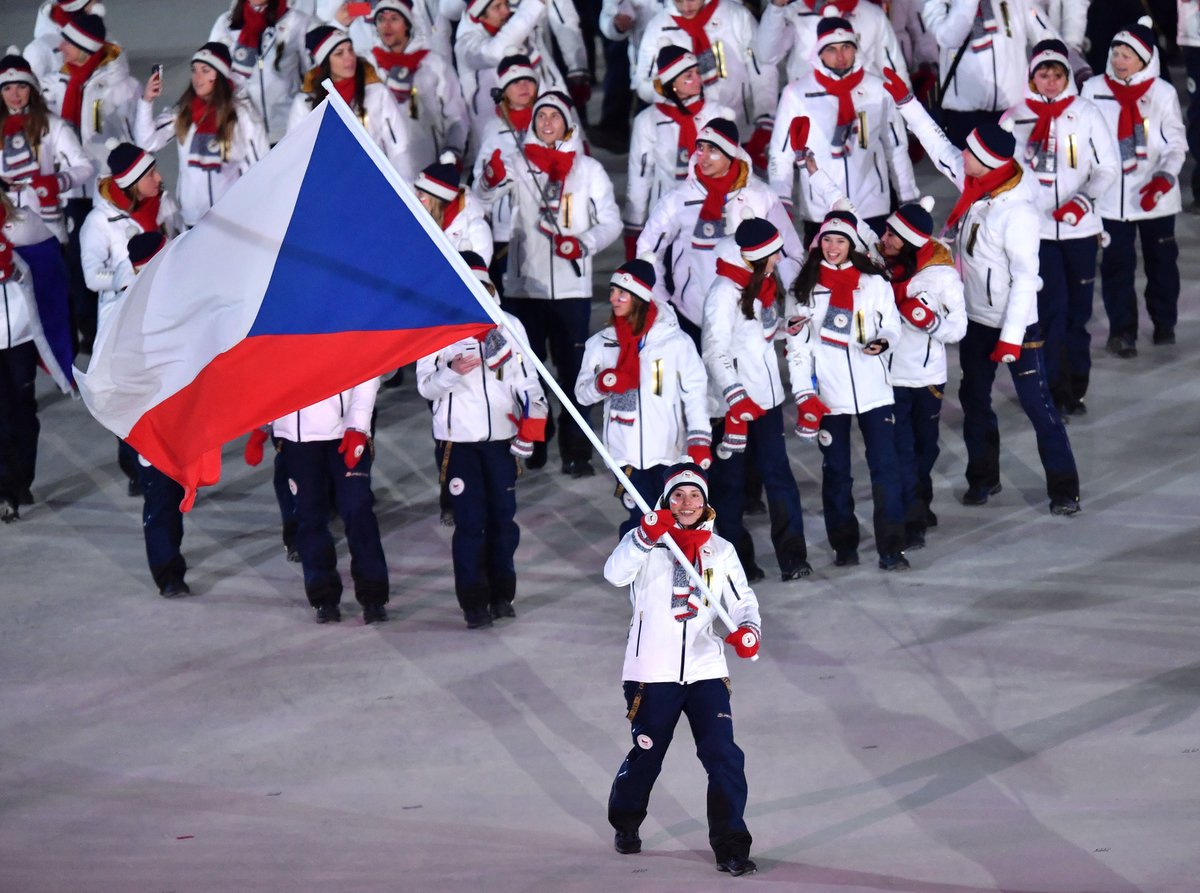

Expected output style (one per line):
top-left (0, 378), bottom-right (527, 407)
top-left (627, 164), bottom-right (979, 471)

top-left (248, 107), bottom-right (491, 337)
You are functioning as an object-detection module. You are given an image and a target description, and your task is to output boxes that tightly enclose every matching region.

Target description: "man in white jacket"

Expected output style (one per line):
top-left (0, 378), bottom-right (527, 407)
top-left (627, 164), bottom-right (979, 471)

top-left (885, 67), bottom-right (1081, 514)
top-left (757, 0), bottom-right (910, 84)
top-left (604, 463), bottom-right (760, 876)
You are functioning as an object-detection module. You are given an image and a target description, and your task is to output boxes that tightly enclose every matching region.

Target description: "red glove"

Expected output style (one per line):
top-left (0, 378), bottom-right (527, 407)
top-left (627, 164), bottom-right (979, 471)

top-left (788, 116), bottom-right (810, 153)
top-left (716, 413), bottom-right (748, 459)
top-left (566, 71), bottom-right (592, 108)
top-left (687, 444), bottom-right (713, 470)
top-left (638, 510), bottom-right (674, 543)
top-left (743, 119), bottom-right (773, 172)
top-left (31, 173), bottom-right (61, 212)
top-left (1139, 175), bottom-right (1173, 212)
top-left (727, 393), bottom-right (766, 422)
top-left (882, 67), bottom-right (912, 105)
top-left (725, 626), bottom-right (760, 659)
top-left (244, 428), bottom-right (268, 466)
top-left (623, 229), bottom-right (641, 262)
top-left (338, 429), bottom-right (370, 469)
top-left (897, 296), bottom-right (940, 332)
top-left (0, 237), bottom-right (14, 283)
top-left (990, 340), bottom-right (1021, 364)
top-left (794, 393), bottom-right (829, 439)
top-left (597, 367), bottom-right (637, 394)
top-left (553, 234), bottom-right (585, 259)
top-left (516, 415), bottom-right (546, 442)
top-left (1051, 195), bottom-right (1091, 225)
top-left (482, 148), bottom-right (506, 188)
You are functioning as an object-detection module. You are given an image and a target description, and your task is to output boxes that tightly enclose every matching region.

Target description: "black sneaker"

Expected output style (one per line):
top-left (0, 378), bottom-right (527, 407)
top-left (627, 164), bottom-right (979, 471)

top-left (314, 604), bottom-right (342, 624)
top-left (716, 856), bottom-right (757, 876)
top-left (0, 499), bottom-right (18, 524)
top-left (834, 549), bottom-right (859, 567)
top-left (562, 460), bottom-right (595, 478)
top-left (489, 601), bottom-right (516, 620)
top-left (525, 441), bottom-right (548, 469)
top-left (905, 528), bottom-right (926, 550)
top-left (743, 564), bottom-right (766, 583)
top-left (363, 604), bottom-right (388, 624)
top-left (439, 509), bottom-right (455, 527)
top-left (1106, 334), bottom-right (1137, 358)
top-left (465, 609), bottom-right (494, 629)
top-left (879, 553), bottom-right (911, 571)
top-left (1049, 496), bottom-right (1081, 516)
top-left (962, 482), bottom-right (1001, 506)
top-left (1153, 327), bottom-right (1176, 345)
top-left (614, 829), bottom-right (641, 854)
top-left (286, 547), bottom-right (301, 563)
top-left (159, 580), bottom-right (191, 598)
top-left (781, 561), bottom-right (812, 581)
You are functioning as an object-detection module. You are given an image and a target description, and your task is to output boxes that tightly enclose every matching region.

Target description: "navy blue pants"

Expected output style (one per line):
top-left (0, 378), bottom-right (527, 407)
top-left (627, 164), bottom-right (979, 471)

top-left (618, 464), bottom-right (669, 538)
top-left (504, 296), bottom-right (594, 464)
top-left (1183, 46), bottom-right (1200, 201)
top-left (609, 678), bottom-right (752, 862)
top-left (279, 439), bottom-right (388, 607)
top-left (892, 384), bottom-right (943, 537)
top-left (818, 404), bottom-right (906, 557)
top-left (1038, 237), bottom-right (1099, 406)
top-left (272, 440), bottom-right (296, 551)
top-left (0, 341), bottom-right (39, 506)
top-left (444, 440), bottom-right (520, 615)
top-left (709, 404), bottom-right (808, 574)
top-left (958, 321), bottom-right (1079, 500)
top-left (1100, 215), bottom-right (1179, 340)
top-left (137, 460), bottom-right (186, 591)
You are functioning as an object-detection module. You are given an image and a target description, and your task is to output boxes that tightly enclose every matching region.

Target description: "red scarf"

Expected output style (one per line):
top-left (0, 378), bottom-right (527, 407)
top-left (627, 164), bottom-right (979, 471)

top-left (611, 300), bottom-right (658, 391)
top-left (715, 257), bottom-right (778, 308)
top-left (672, 0), bottom-right (719, 66)
top-left (524, 143), bottom-right (575, 182)
top-left (944, 159), bottom-right (1019, 232)
top-left (889, 241), bottom-right (936, 304)
top-left (331, 76), bottom-right (357, 108)
top-left (1104, 75), bottom-right (1153, 144)
top-left (1025, 95), bottom-right (1073, 153)
top-left (238, 0), bottom-right (285, 49)
top-left (190, 96), bottom-right (218, 135)
top-left (814, 67), bottom-right (865, 128)
top-left (440, 192), bottom-right (464, 230)
top-left (804, 0), bottom-right (858, 12)
top-left (819, 263), bottom-right (860, 313)
top-left (695, 158), bottom-right (745, 222)
top-left (105, 178), bottom-right (162, 234)
top-left (371, 46), bottom-right (428, 74)
top-left (669, 526), bottom-right (711, 566)
top-left (2, 114), bottom-right (26, 138)
top-left (500, 104), bottom-right (532, 131)
top-left (49, 4), bottom-right (72, 26)
top-left (655, 99), bottom-right (705, 156)
top-left (60, 49), bottom-right (105, 129)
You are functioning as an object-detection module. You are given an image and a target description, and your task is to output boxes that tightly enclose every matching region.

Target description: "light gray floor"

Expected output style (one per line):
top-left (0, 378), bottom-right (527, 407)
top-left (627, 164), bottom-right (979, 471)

top-left (3, 3), bottom-right (1200, 891)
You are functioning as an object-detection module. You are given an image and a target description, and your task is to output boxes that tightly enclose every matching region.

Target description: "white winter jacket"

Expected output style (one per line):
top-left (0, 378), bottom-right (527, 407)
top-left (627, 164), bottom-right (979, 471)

top-left (636, 152), bottom-right (803, 326)
top-left (605, 516), bottom-right (761, 684)
top-left (438, 190), bottom-right (495, 264)
top-left (756, 0), bottom-right (910, 83)
top-left (1080, 53), bottom-right (1186, 221)
top-left (921, 0), bottom-right (1058, 113)
top-left (900, 99), bottom-right (1042, 344)
top-left (575, 300), bottom-right (711, 469)
top-left (210, 5), bottom-right (312, 144)
top-left (1, 255), bottom-right (35, 350)
top-left (769, 63), bottom-right (918, 221)
top-left (1180, 0), bottom-right (1200, 48)
top-left (416, 313), bottom-right (548, 442)
top-left (701, 238), bottom-right (791, 413)
top-left (0, 114), bottom-right (94, 238)
top-left (625, 97), bottom-right (736, 229)
top-left (471, 109), bottom-right (529, 242)
top-left (890, 0), bottom-right (939, 68)
top-left (886, 242), bottom-right (967, 387)
top-left (635, 0), bottom-right (778, 132)
top-left (272, 377), bottom-right (380, 442)
top-left (478, 128), bottom-right (621, 300)
top-left (785, 260), bottom-right (899, 415)
top-left (1034, 0), bottom-right (1088, 51)
top-left (133, 95), bottom-right (269, 228)
top-left (1000, 81), bottom-right (1119, 239)
top-left (599, 0), bottom-right (671, 69)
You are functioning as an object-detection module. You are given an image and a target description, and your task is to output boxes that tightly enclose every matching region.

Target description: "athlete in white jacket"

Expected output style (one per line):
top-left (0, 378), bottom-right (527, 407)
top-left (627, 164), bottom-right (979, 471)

top-left (604, 463), bottom-right (760, 876)
top-left (756, 0), bottom-right (910, 83)
top-left (414, 158), bottom-right (495, 263)
top-left (0, 217), bottom-right (38, 523)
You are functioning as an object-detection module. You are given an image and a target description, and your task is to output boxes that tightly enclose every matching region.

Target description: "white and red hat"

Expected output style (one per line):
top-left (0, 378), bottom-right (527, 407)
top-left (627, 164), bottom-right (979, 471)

top-left (965, 122), bottom-right (1016, 169)
top-left (886, 196), bottom-right (935, 248)
top-left (660, 462), bottom-right (709, 508)
top-left (695, 118), bottom-right (740, 159)
top-left (1112, 17), bottom-right (1158, 65)
top-left (191, 42), bottom-right (234, 82)
top-left (497, 54), bottom-right (536, 90)
top-left (816, 209), bottom-right (859, 243)
top-left (106, 140), bottom-right (154, 189)
top-left (374, 0), bottom-right (414, 25)
top-left (532, 90), bottom-right (573, 126)
top-left (1028, 38), bottom-right (1070, 77)
top-left (656, 45), bottom-right (697, 86)
top-left (127, 231), bottom-right (166, 271)
top-left (415, 156), bottom-right (461, 202)
top-left (62, 12), bottom-right (106, 54)
top-left (0, 50), bottom-right (38, 89)
top-left (815, 13), bottom-right (857, 55)
top-left (57, 0), bottom-right (92, 11)
top-left (735, 215), bottom-right (784, 262)
top-left (460, 250), bottom-right (493, 288)
top-left (610, 256), bottom-right (656, 302)
top-left (467, 0), bottom-right (496, 22)
top-left (305, 26), bottom-right (352, 67)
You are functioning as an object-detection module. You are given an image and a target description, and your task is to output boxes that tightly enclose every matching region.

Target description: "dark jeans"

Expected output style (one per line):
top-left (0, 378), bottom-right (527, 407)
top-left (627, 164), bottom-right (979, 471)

top-left (504, 296), bottom-right (594, 464)
top-left (598, 36), bottom-right (632, 134)
top-left (958, 320), bottom-right (1079, 501)
top-left (1100, 215), bottom-right (1179, 340)
top-left (817, 404), bottom-right (906, 558)
top-left (709, 404), bottom-right (808, 574)
top-left (272, 440), bottom-right (296, 551)
top-left (279, 438), bottom-right (388, 607)
top-left (444, 439), bottom-right (520, 615)
top-left (1038, 236), bottom-right (1099, 405)
top-left (0, 341), bottom-right (39, 505)
top-left (617, 464), bottom-right (670, 538)
top-left (138, 460), bottom-right (186, 591)
top-left (609, 678), bottom-right (752, 862)
top-left (892, 384), bottom-right (944, 537)
top-left (1182, 46), bottom-right (1200, 201)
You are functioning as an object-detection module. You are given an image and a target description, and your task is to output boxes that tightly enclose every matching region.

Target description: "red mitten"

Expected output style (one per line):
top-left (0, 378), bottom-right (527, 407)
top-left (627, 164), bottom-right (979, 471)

top-left (882, 67), bottom-right (912, 105)
top-left (31, 173), bottom-right (61, 212)
top-left (724, 625), bottom-right (760, 658)
top-left (638, 510), bottom-right (673, 543)
top-left (794, 393), bottom-right (829, 439)
top-left (0, 237), bottom-right (14, 283)
top-left (897, 296), bottom-right (940, 332)
top-left (553, 234), bottom-right (585, 259)
top-left (990, 340), bottom-right (1021, 364)
top-left (623, 230), bottom-right (640, 262)
top-left (743, 118), bottom-right (773, 171)
top-left (687, 444), bottom-right (713, 470)
top-left (566, 71), bottom-right (592, 108)
top-left (788, 115), bottom-right (810, 153)
top-left (244, 428), bottom-right (268, 466)
top-left (597, 367), bottom-right (637, 394)
top-left (1051, 195), bottom-right (1091, 225)
top-left (717, 413), bottom-right (748, 459)
top-left (1139, 175), bottom-right (1173, 212)
top-left (338, 429), bottom-right (369, 469)
top-left (482, 148), bottom-right (506, 188)
top-left (517, 415), bottom-right (546, 442)
top-left (727, 393), bottom-right (766, 422)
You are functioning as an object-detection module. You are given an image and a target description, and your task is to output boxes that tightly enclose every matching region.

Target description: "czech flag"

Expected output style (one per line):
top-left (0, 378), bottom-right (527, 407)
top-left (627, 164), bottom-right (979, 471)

top-left (77, 94), bottom-right (496, 509)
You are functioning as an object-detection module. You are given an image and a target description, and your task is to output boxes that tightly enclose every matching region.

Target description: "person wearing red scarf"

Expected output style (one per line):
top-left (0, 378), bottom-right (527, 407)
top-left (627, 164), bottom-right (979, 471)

top-left (604, 463), bottom-right (762, 875)
top-left (888, 65), bottom-right (1081, 516)
top-left (576, 259), bottom-right (711, 537)
top-left (755, 0), bottom-right (909, 86)
top-left (413, 157), bottom-right (493, 263)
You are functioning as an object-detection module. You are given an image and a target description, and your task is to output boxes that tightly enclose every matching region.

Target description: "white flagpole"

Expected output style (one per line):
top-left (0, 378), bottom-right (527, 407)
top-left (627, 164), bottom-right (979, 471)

top-left (319, 86), bottom-right (753, 652)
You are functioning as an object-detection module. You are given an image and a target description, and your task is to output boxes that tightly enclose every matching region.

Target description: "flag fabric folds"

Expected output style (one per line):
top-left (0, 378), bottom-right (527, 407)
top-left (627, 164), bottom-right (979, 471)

top-left (77, 97), bottom-right (495, 509)
top-left (14, 237), bottom-right (74, 394)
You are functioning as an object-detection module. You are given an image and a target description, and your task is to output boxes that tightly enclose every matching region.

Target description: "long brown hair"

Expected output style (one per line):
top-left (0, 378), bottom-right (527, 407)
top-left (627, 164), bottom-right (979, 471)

top-left (174, 74), bottom-right (238, 144)
top-left (737, 257), bottom-right (779, 321)
top-left (305, 57), bottom-right (366, 110)
top-left (791, 247), bottom-right (883, 307)
top-left (608, 293), bottom-right (652, 335)
top-left (0, 88), bottom-right (50, 152)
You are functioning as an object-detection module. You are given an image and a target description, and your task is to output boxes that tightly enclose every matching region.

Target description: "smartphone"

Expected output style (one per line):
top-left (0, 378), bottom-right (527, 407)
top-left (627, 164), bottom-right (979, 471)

top-left (346, 1), bottom-right (372, 16)
top-left (151, 63), bottom-right (163, 79)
